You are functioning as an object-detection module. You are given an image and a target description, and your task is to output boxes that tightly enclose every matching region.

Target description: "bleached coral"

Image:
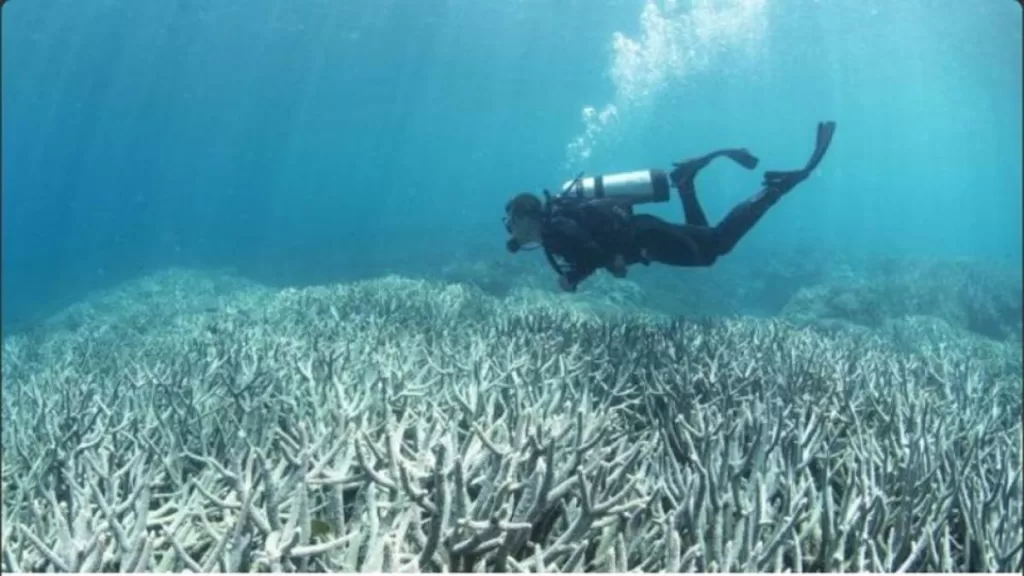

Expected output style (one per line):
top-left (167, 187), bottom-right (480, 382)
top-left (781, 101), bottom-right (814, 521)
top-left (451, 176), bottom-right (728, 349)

top-left (1, 273), bottom-right (1020, 572)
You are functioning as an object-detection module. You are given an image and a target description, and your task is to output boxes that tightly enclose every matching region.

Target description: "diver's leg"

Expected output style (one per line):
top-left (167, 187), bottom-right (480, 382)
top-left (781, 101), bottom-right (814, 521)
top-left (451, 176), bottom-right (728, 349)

top-left (706, 188), bottom-right (784, 257)
top-left (711, 121), bottom-right (837, 256)
top-left (669, 148), bottom-right (759, 226)
top-left (631, 214), bottom-right (719, 267)
top-left (761, 121), bottom-right (836, 196)
top-left (676, 175), bottom-right (710, 227)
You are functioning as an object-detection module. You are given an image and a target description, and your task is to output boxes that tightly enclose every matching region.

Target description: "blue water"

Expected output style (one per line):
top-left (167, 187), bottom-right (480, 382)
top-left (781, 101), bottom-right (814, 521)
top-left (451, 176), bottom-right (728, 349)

top-left (2, 0), bottom-right (1021, 329)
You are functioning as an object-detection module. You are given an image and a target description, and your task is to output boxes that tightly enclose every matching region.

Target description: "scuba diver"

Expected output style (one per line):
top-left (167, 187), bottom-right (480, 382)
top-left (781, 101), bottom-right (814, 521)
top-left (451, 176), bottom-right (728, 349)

top-left (503, 121), bottom-right (836, 292)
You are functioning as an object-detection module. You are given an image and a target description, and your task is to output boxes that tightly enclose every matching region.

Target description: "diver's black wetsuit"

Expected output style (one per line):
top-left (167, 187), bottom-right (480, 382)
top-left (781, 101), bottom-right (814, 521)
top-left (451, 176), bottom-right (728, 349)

top-left (542, 121), bottom-right (836, 291)
top-left (539, 201), bottom-right (643, 288)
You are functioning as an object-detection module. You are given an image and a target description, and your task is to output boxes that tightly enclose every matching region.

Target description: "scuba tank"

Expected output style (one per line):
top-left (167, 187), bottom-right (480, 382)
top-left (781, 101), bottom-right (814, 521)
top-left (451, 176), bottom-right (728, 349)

top-left (558, 169), bottom-right (671, 207)
top-left (505, 168), bottom-right (671, 255)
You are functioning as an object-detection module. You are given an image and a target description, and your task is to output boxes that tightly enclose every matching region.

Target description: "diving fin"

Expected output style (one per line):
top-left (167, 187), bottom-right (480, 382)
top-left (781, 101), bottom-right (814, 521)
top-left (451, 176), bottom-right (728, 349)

top-left (723, 148), bottom-right (760, 170)
top-left (762, 121), bottom-right (836, 193)
top-left (670, 147), bottom-right (760, 186)
top-left (804, 120), bottom-right (836, 174)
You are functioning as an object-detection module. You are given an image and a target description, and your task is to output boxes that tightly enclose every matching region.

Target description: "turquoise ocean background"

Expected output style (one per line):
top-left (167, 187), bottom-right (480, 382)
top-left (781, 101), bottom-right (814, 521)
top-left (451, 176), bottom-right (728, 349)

top-left (2, 0), bottom-right (1021, 326)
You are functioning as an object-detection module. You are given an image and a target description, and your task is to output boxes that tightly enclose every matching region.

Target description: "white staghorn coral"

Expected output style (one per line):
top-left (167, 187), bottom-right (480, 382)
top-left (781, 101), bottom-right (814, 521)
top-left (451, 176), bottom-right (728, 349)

top-left (1, 272), bottom-right (1021, 573)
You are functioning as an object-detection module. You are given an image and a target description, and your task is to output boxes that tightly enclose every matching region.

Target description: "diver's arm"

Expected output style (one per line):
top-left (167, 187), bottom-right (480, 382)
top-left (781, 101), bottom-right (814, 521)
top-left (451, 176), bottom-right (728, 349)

top-left (548, 216), bottom-right (608, 263)
top-left (576, 204), bottom-right (638, 271)
top-left (547, 216), bottom-right (608, 290)
top-left (562, 262), bottom-right (598, 291)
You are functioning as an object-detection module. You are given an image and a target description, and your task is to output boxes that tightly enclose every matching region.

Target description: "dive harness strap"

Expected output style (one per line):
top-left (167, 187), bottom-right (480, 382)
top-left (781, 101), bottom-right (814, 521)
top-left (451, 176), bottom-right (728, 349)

top-left (538, 171), bottom-right (586, 279)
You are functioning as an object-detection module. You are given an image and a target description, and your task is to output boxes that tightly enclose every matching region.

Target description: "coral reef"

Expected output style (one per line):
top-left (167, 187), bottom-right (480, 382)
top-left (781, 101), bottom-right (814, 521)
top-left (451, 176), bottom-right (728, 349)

top-left (782, 258), bottom-right (1023, 342)
top-left (1, 271), bottom-right (1021, 572)
top-left (741, 246), bottom-right (853, 315)
top-left (440, 256), bottom-right (548, 299)
top-left (436, 247), bottom-right (856, 320)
